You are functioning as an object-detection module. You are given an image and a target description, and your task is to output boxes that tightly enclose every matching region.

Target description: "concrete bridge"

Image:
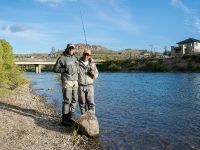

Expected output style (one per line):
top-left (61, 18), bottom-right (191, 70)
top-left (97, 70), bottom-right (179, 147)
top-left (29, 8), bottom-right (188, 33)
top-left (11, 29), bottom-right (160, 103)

top-left (15, 59), bottom-right (105, 73)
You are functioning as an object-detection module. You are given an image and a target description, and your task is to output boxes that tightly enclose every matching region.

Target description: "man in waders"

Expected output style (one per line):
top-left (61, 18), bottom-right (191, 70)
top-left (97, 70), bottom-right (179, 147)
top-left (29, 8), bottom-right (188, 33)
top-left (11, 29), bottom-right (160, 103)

top-left (78, 49), bottom-right (98, 114)
top-left (54, 43), bottom-right (79, 126)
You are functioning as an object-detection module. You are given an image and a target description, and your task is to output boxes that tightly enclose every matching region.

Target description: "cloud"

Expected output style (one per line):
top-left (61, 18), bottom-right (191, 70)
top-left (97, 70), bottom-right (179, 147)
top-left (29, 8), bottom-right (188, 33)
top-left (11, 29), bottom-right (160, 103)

top-left (9, 24), bottom-right (31, 33)
top-left (86, 0), bottom-right (139, 33)
top-left (1, 26), bottom-right (7, 31)
top-left (170, 0), bottom-right (191, 14)
top-left (194, 17), bottom-right (200, 33)
top-left (98, 12), bottom-right (139, 33)
top-left (35, 0), bottom-right (63, 5)
top-left (170, 0), bottom-right (200, 33)
top-left (34, 0), bottom-right (76, 6)
top-left (0, 19), bottom-right (48, 40)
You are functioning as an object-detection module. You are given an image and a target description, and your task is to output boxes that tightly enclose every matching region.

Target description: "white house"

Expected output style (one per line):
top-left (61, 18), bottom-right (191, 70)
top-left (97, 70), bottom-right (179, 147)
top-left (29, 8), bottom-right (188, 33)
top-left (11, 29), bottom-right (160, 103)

top-left (171, 38), bottom-right (200, 57)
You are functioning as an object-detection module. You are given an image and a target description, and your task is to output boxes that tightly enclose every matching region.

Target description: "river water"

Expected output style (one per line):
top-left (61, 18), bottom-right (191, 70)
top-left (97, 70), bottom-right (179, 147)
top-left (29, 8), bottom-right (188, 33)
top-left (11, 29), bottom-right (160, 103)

top-left (25, 72), bottom-right (200, 150)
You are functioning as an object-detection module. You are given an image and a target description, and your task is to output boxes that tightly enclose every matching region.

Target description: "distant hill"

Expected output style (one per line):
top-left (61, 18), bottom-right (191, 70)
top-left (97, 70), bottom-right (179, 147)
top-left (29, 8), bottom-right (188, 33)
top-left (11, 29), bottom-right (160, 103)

top-left (14, 43), bottom-right (158, 60)
top-left (74, 44), bottom-right (149, 53)
top-left (75, 43), bottom-right (109, 52)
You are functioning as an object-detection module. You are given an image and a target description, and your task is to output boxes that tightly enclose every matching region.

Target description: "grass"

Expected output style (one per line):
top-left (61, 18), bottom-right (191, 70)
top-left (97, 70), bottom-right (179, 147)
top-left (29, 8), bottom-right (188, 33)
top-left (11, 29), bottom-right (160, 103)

top-left (71, 124), bottom-right (79, 136)
top-left (0, 80), bottom-right (30, 98)
top-left (0, 88), bottom-right (13, 97)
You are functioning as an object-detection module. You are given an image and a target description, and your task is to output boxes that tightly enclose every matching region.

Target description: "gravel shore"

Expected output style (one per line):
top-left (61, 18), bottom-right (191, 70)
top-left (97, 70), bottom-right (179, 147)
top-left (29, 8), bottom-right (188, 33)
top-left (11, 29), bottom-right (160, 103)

top-left (0, 84), bottom-right (101, 150)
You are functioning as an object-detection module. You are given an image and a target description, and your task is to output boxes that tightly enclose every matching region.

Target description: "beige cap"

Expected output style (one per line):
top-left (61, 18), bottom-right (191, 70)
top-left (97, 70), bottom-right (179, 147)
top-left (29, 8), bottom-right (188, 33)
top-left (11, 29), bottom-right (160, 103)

top-left (83, 49), bottom-right (92, 56)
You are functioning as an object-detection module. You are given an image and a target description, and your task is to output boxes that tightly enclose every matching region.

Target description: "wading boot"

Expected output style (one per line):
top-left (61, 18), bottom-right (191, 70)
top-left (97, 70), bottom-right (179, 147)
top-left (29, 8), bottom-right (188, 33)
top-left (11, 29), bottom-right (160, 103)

top-left (61, 114), bottom-right (71, 126)
top-left (69, 112), bottom-right (77, 123)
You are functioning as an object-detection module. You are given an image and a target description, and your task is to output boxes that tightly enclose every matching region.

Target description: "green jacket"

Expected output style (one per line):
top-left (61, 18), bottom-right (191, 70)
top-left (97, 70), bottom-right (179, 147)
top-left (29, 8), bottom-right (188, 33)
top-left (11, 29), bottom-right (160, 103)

top-left (54, 51), bottom-right (79, 81)
top-left (78, 58), bottom-right (98, 85)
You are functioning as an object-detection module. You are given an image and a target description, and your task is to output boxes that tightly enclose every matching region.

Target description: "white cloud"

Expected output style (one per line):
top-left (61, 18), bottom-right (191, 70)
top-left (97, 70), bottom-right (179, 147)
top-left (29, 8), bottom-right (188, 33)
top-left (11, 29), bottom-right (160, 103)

top-left (10, 24), bottom-right (31, 33)
top-left (87, 0), bottom-right (139, 33)
top-left (35, 0), bottom-right (63, 6)
top-left (170, 0), bottom-right (200, 33)
top-left (34, 0), bottom-right (77, 6)
top-left (108, 0), bottom-right (139, 33)
top-left (98, 12), bottom-right (139, 33)
top-left (170, 0), bottom-right (191, 14)
top-left (194, 17), bottom-right (200, 33)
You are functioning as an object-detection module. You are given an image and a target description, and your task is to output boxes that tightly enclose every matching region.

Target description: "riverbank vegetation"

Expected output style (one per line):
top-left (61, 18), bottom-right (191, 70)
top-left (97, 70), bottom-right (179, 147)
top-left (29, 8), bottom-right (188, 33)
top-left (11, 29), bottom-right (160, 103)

top-left (98, 55), bottom-right (200, 72)
top-left (17, 54), bottom-right (200, 73)
top-left (14, 43), bottom-right (200, 72)
top-left (0, 39), bottom-right (28, 95)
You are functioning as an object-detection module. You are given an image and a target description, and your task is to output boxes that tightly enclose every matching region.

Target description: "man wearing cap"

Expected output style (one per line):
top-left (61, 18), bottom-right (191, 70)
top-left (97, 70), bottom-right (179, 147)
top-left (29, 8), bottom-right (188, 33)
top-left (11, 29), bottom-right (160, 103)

top-left (78, 49), bottom-right (99, 114)
top-left (54, 43), bottom-right (79, 126)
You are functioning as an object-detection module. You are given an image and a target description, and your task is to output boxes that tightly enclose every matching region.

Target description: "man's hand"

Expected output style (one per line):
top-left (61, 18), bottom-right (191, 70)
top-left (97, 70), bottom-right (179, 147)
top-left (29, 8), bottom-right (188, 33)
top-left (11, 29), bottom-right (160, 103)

top-left (88, 69), bottom-right (96, 78)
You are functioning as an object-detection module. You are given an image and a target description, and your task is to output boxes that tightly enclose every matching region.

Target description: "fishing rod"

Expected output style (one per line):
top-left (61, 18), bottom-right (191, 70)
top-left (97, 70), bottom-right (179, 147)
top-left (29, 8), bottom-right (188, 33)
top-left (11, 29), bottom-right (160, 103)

top-left (77, 0), bottom-right (88, 46)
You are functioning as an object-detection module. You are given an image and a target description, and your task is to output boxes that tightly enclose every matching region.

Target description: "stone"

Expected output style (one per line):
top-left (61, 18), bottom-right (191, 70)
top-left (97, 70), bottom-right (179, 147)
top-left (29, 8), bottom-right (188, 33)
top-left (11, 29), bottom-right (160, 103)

top-left (73, 111), bottom-right (99, 137)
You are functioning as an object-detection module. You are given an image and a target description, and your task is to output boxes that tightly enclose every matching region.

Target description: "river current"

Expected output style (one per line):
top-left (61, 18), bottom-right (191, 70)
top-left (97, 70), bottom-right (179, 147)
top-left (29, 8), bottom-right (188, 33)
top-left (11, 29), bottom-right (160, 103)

top-left (25, 72), bottom-right (200, 150)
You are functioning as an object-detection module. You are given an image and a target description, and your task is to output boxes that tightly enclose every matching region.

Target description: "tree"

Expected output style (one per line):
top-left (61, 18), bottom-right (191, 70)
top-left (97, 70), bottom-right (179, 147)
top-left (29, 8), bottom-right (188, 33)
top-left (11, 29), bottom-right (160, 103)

top-left (0, 39), bottom-right (28, 89)
top-left (49, 46), bottom-right (56, 58)
top-left (163, 46), bottom-right (171, 56)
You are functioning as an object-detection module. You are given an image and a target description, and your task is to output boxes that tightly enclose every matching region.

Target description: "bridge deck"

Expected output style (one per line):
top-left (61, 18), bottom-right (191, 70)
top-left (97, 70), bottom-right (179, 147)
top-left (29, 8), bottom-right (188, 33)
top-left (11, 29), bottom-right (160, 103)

top-left (15, 60), bottom-right (104, 65)
top-left (15, 61), bottom-right (56, 65)
top-left (15, 60), bottom-right (104, 73)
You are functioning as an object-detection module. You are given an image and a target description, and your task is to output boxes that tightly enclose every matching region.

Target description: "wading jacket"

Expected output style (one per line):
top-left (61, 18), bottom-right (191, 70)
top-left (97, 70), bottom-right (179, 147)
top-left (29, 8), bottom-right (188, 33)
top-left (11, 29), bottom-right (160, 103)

top-left (54, 51), bottom-right (79, 81)
top-left (78, 58), bottom-right (98, 86)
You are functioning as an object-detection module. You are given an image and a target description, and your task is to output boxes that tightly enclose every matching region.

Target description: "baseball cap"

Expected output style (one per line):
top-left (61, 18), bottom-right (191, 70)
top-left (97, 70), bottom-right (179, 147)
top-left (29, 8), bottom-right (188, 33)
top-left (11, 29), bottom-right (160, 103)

top-left (67, 43), bottom-right (75, 49)
top-left (83, 49), bottom-right (92, 56)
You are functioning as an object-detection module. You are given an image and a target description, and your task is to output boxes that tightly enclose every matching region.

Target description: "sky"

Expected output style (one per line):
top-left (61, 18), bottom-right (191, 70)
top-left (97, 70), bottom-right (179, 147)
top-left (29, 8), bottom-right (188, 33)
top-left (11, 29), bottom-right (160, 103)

top-left (0, 0), bottom-right (200, 54)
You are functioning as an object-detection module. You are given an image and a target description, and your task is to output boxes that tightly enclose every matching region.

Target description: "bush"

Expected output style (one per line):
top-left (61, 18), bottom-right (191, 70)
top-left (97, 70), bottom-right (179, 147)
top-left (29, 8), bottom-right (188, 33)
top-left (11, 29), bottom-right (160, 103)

top-left (0, 39), bottom-right (28, 90)
top-left (172, 65), bottom-right (186, 71)
top-left (182, 55), bottom-right (190, 60)
top-left (130, 60), bottom-right (137, 65)
top-left (108, 62), bottom-right (120, 71)
top-left (191, 55), bottom-right (200, 63)
top-left (145, 60), bottom-right (163, 72)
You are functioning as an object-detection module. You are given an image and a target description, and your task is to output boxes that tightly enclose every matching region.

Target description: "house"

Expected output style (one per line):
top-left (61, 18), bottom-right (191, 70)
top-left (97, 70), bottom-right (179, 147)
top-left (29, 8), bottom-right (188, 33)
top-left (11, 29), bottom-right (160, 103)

top-left (171, 38), bottom-right (200, 57)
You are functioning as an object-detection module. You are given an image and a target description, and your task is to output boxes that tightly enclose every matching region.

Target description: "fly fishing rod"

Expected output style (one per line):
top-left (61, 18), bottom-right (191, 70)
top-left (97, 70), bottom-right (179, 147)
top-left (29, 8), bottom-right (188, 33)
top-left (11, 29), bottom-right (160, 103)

top-left (77, 0), bottom-right (88, 46)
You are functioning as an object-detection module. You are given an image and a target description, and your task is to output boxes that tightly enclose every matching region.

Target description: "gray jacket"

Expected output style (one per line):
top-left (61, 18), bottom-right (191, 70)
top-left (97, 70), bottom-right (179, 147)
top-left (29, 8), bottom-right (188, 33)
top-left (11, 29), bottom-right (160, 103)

top-left (54, 51), bottom-right (79, 81)
top-left (78, 58), bottom-right (98, 86)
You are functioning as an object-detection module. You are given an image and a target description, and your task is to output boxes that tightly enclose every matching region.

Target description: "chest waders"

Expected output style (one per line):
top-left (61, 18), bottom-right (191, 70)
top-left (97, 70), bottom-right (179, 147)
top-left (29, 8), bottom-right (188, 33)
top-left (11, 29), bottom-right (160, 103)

top-left (78, 60), bottom-right (96, 114)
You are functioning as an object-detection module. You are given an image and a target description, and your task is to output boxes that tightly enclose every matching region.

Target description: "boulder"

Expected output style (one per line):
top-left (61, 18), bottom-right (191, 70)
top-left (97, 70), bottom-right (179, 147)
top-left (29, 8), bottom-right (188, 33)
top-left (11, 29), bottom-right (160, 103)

top-left (74, 111), bottom-right (99, 137)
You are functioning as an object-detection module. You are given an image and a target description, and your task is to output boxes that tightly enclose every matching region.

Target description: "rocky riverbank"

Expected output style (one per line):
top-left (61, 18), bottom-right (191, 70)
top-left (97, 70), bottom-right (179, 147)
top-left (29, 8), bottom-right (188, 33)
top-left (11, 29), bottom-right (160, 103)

top-left (0, 84), bottom-right (101, 150)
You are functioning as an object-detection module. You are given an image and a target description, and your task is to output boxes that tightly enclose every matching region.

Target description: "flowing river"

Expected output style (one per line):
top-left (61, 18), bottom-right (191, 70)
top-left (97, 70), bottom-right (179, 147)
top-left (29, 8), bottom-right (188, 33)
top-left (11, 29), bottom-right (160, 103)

top-left (25, 72), bottom-right (200, 150)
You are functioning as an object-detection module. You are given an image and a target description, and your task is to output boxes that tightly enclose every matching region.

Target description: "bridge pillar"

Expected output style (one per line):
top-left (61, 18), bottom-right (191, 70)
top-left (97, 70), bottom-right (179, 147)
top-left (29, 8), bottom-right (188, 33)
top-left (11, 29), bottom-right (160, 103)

top-left (35, 64), bottom-right (41, 74)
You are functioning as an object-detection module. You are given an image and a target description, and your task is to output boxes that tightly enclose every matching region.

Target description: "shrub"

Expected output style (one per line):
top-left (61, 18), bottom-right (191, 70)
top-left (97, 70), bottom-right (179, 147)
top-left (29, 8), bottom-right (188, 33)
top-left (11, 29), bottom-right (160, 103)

top-left (0, 39), bottom-right (28, 90)
top-left (192, 55), bottom-right (200, 63)
top-left (145, 60), bottom-right (163, 72)
top-left (130, 60), bottom-right (136, 65)
top-left (172, 65), bottom-right (186, 71)
top-left (108, 62), bottom-right (120, 71)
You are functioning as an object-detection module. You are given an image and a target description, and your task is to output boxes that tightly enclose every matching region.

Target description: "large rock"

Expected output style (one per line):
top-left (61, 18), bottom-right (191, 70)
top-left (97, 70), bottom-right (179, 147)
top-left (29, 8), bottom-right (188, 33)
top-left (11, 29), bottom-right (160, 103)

top-left (74, 111), bottom-right (99, 137)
